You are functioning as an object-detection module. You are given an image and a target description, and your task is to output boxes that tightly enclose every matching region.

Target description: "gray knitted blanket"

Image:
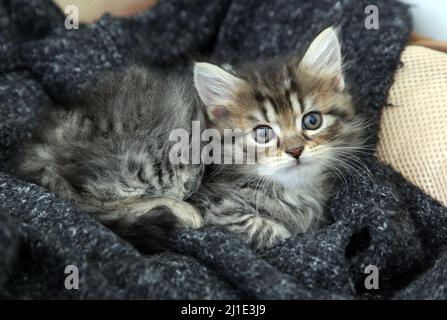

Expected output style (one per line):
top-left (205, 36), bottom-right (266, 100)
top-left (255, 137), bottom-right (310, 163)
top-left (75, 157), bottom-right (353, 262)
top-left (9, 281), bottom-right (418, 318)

top-left (1, 0), bottom-right (447, 299)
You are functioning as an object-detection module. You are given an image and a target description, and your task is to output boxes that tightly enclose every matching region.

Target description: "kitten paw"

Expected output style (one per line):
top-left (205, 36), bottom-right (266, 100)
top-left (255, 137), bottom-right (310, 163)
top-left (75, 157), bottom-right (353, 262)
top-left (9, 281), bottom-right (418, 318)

top-left (164, 197), bottom-right (204, 229)
top-left (227, 216), bottom-right (292, 250)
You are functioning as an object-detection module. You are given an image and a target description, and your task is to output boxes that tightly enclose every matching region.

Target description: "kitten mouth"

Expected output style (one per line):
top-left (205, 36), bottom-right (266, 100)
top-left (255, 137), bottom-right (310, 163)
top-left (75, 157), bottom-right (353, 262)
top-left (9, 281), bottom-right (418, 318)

top-left (289, 158), bottom-right (301, 166)
top-left (289, 160), bottom-right (300, 167)
top-left (296, 157), bottom-right (311, 166)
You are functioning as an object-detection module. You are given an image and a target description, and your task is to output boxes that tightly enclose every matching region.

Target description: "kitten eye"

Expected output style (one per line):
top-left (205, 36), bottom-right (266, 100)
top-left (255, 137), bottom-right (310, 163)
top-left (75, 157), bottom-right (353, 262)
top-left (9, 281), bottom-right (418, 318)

top-left (302, 112), bottom-right (322, 130)
top-left (253, 125), bottom-right (275, 144)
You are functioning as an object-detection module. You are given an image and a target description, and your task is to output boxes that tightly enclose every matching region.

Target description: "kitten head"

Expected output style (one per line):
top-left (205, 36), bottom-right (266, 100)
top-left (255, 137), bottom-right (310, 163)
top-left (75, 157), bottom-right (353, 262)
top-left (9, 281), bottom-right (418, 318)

top-left (194, 27), bottom-right (364, 189)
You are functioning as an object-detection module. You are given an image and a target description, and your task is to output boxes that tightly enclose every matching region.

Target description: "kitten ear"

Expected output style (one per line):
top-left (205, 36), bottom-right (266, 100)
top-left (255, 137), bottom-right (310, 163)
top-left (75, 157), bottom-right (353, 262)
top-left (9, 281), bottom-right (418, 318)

top-left (194, 62), bottom-right (243, 120)
top-left (300, 27), bottom-right (345, 91)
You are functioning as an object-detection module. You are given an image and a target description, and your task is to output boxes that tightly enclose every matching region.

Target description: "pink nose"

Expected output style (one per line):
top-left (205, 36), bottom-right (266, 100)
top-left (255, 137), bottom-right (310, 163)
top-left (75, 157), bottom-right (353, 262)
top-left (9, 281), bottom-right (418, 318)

top-left (286, 146), bottom-right (304, 159)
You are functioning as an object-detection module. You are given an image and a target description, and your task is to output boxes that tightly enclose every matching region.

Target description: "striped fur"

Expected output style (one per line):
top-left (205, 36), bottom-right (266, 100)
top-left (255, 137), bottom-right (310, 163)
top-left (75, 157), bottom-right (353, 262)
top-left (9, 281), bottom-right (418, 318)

top-left (16, 27), bottom-right (364, 251)
top-left (16, 67), bottom-right (206, 252)
top-left (192, 27), bottom-right (364, 249)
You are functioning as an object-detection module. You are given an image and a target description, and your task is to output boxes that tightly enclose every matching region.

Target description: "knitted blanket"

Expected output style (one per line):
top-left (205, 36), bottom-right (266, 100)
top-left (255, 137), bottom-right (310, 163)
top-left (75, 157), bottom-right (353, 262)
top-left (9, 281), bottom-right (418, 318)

top-left (1, 0), bottom-right (447, 299)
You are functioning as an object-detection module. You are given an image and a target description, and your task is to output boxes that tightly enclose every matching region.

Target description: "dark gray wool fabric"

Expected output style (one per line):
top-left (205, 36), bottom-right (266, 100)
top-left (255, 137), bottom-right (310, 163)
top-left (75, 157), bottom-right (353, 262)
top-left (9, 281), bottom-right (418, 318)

top-left (1, 0), bottom-right (447, 299)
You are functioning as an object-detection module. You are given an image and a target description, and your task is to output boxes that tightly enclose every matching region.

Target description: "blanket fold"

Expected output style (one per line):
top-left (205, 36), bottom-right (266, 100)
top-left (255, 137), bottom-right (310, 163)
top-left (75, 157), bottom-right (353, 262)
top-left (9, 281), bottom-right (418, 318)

top-left (1, 0), bottom-right (446, 299)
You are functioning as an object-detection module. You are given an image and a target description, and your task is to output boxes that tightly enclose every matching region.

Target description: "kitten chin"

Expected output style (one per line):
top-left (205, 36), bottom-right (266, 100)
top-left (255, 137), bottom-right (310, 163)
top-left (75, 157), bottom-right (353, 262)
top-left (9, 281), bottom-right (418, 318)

top-left (260, 160), bottom-right (327, 190)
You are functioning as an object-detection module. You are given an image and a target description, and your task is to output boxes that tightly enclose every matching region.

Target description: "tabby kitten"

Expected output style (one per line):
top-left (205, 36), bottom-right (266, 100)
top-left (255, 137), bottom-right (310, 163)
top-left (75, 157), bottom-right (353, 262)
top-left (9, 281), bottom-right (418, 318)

top-left (16, 27), bottom-right (363, 252)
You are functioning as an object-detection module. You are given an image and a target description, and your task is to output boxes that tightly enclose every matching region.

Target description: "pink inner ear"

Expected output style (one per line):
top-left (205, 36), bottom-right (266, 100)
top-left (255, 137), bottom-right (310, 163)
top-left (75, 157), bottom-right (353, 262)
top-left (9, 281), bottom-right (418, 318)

top-left (210, 106), bottom-right (228, 118)
top-left (331, 75), bottom-right (345, 92)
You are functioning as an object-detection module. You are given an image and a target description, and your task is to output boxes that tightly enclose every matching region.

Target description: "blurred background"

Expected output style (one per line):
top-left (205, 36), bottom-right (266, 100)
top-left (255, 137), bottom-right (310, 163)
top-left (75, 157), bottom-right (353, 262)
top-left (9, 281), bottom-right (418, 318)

top-left (401, 0), bottom-right (447, 41)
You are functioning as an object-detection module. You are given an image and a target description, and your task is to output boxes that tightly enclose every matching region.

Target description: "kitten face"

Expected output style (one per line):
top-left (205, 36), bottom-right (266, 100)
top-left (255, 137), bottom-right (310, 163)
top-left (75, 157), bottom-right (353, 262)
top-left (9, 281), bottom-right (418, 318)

top-left (194, 27), bottom-right (363, 188)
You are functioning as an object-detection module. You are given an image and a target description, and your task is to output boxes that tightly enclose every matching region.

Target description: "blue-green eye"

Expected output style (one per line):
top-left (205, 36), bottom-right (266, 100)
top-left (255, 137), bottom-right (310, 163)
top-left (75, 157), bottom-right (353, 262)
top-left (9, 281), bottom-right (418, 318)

top-left (302, 112), bottom-right (322, 130)
top-left (253, 125), bottom-right (275, 144)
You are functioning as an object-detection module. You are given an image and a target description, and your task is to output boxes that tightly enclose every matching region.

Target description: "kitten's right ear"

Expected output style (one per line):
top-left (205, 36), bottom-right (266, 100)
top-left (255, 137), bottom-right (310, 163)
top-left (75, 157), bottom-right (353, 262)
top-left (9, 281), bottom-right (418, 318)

top-left (194, 62), bottom-right (244, 120)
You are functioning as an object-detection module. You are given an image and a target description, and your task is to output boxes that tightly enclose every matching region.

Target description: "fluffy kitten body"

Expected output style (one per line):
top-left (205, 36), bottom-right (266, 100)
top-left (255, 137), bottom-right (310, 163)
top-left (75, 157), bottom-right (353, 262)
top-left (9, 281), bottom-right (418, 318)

top-left (16, 28), bottom-right (363, 251)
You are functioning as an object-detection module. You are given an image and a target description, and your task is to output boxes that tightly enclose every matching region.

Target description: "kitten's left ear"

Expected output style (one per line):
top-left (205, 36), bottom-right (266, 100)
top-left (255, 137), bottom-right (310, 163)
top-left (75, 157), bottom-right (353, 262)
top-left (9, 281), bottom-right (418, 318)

top-left (300, 27), bottom-right (345, 91)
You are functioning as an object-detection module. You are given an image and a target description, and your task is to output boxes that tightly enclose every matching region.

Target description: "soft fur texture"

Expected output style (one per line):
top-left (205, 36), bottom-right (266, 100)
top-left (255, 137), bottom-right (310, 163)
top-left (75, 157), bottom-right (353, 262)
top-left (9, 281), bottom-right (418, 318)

top-left (16, 27), bottom-right (364, 251)
top-left (15, 67), bottom-right (206, 252)
top-left (2, 0), bottom-right (447, 300)
top-left (191, 28), bottom-right (365, 249)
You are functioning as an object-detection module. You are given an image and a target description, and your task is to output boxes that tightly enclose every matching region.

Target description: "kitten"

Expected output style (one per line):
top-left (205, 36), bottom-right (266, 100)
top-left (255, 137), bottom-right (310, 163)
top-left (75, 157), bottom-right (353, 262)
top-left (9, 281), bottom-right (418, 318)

top-left (16, 27), bottom-right (364, 252)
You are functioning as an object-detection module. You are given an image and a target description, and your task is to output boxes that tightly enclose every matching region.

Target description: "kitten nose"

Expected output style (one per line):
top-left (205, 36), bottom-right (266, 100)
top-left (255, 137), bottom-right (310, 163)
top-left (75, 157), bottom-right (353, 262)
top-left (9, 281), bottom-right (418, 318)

top-left (286, 146), bottom-right (304, 159)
